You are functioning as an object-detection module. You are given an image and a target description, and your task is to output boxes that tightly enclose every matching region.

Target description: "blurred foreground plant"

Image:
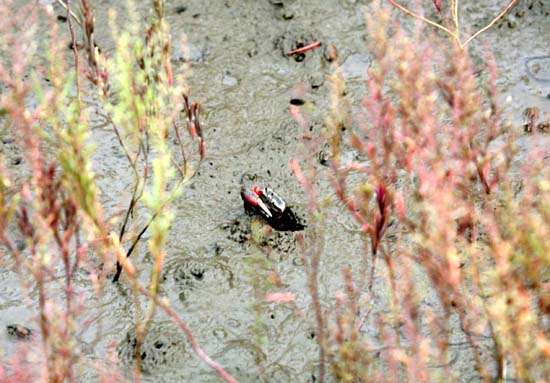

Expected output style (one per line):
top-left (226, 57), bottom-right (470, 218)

top-left (287, 1), bottom-right (549, 382)
top-left (0, 1), bottom-right (236, 382)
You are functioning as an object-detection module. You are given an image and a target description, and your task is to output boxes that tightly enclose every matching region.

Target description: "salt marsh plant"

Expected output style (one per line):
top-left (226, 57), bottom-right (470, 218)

top-left (0, 0), bottom-right (235, 382)
top-left (288, 1), bottom-right (549, 382)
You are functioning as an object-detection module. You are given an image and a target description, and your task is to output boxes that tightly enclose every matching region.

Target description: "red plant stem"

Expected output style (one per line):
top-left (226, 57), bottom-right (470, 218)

top-left (476, 163), bottom-right (491, 195)
top-left (138, 286), bottom-right (239, 383)
top-left (38, 277), bottom-right (52, 382)
top-left (287, 41), bottom-right (321, 56)
top-left (309, 253), bottom-right (326, 383)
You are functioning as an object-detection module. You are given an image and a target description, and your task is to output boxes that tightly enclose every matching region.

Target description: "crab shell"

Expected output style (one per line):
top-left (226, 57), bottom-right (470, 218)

top-left (260, 187), bottom-right (286, 214)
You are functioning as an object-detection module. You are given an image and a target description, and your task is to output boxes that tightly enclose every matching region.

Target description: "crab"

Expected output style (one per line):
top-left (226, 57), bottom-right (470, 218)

top-left (240, 184), bottom-right (305, 231)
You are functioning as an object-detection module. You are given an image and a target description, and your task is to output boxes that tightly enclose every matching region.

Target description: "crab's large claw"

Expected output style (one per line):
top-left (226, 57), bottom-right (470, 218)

top-left (241, 185), bottom-right (273, 218)
top-left (256, 199), bottom-right (273, 218)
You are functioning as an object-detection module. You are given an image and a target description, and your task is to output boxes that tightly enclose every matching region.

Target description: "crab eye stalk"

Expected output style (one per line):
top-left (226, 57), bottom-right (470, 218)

top-left (253, 185), bottom-right (263, 196)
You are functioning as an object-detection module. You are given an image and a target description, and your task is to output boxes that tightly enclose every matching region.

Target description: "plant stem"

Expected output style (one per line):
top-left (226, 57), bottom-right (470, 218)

top-left (56, 0), bottom-right (82, 26)
top-left (386, 0), bottom-right (460, 44)
top-left (386, 0), bottom-right (518, 48)
top-left (461, 0), bottom-right (517, 48)
top-left (66, 0), bottom-right (81, 110)
top-left (138, 286), bottom-right (240, 383)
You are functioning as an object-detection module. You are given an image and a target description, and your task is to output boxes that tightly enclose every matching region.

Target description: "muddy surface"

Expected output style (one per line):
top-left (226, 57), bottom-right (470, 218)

top-left (1, 1), bottom-right (549, 382)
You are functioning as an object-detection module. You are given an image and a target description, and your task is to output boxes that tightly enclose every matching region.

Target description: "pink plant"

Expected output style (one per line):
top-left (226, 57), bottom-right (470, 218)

top-left (288, 1), bottom-right (548, 382)
top-left (0, 1), bottom-right (234, 382)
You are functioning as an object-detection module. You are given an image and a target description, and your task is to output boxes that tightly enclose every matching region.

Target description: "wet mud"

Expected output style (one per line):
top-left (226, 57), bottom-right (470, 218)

top-left (1, 1), bottom-right (549, 382)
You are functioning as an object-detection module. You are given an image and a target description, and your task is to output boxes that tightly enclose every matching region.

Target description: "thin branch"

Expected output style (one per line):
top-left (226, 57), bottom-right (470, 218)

top-left (451, 0), bottom-right (459, 35)
top-left (112, 166), bottom-right (198, 282)
top-left (386, 0), bottom-right (460, 45)
top-left (56, 0), bottom-right (82, 26)
top-left (387, 0), bottom-right (518, 49)
top-left (112, 212), bottom-right (155, 282)
top-left (460, 0), bottom-right (517, 48)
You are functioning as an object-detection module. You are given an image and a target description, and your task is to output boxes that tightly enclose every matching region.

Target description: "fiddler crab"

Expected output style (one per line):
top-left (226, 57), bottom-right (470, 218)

top-left (241, 184), bottom-right (305, 231)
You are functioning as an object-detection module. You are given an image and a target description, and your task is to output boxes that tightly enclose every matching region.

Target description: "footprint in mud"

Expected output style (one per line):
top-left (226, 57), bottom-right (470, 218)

top-left (117, 323), bottom-right (190, 373)
top-left (167, 256), bottom-right (234, 301)
top-left (0, 135), bottom-right (24, 168)
top-left (223, 214), bottom-right (253, 244)
top-left (268, 0), bottom-right (298, 20)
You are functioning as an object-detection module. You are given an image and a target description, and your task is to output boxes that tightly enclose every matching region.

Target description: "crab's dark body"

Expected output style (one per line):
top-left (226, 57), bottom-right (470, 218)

top-left (240, 184), bottom-right (305, 231)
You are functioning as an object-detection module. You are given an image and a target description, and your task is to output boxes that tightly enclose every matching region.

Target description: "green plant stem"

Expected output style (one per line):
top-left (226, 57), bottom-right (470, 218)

top-left (112, 156), bottom-right (202, 283)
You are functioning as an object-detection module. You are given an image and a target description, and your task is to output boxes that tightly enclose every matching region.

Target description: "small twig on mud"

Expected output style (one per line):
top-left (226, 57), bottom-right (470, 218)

top-left (287, 41), bottom-right (322, 56)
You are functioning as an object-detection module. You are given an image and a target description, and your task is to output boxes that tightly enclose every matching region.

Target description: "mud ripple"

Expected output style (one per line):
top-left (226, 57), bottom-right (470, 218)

top-left (168, 256), bottom-right (234, 301)
top-left (117, 323), bottom-right (190, 373)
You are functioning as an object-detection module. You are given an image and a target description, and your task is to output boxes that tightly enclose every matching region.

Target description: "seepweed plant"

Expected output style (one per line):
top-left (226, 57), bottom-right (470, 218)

top-left (0, 0), bottom-right (237, 382)
top-left (0, 2), bottom-right (116, 381)
top-left (287, 1), bottom-right (549, 382)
